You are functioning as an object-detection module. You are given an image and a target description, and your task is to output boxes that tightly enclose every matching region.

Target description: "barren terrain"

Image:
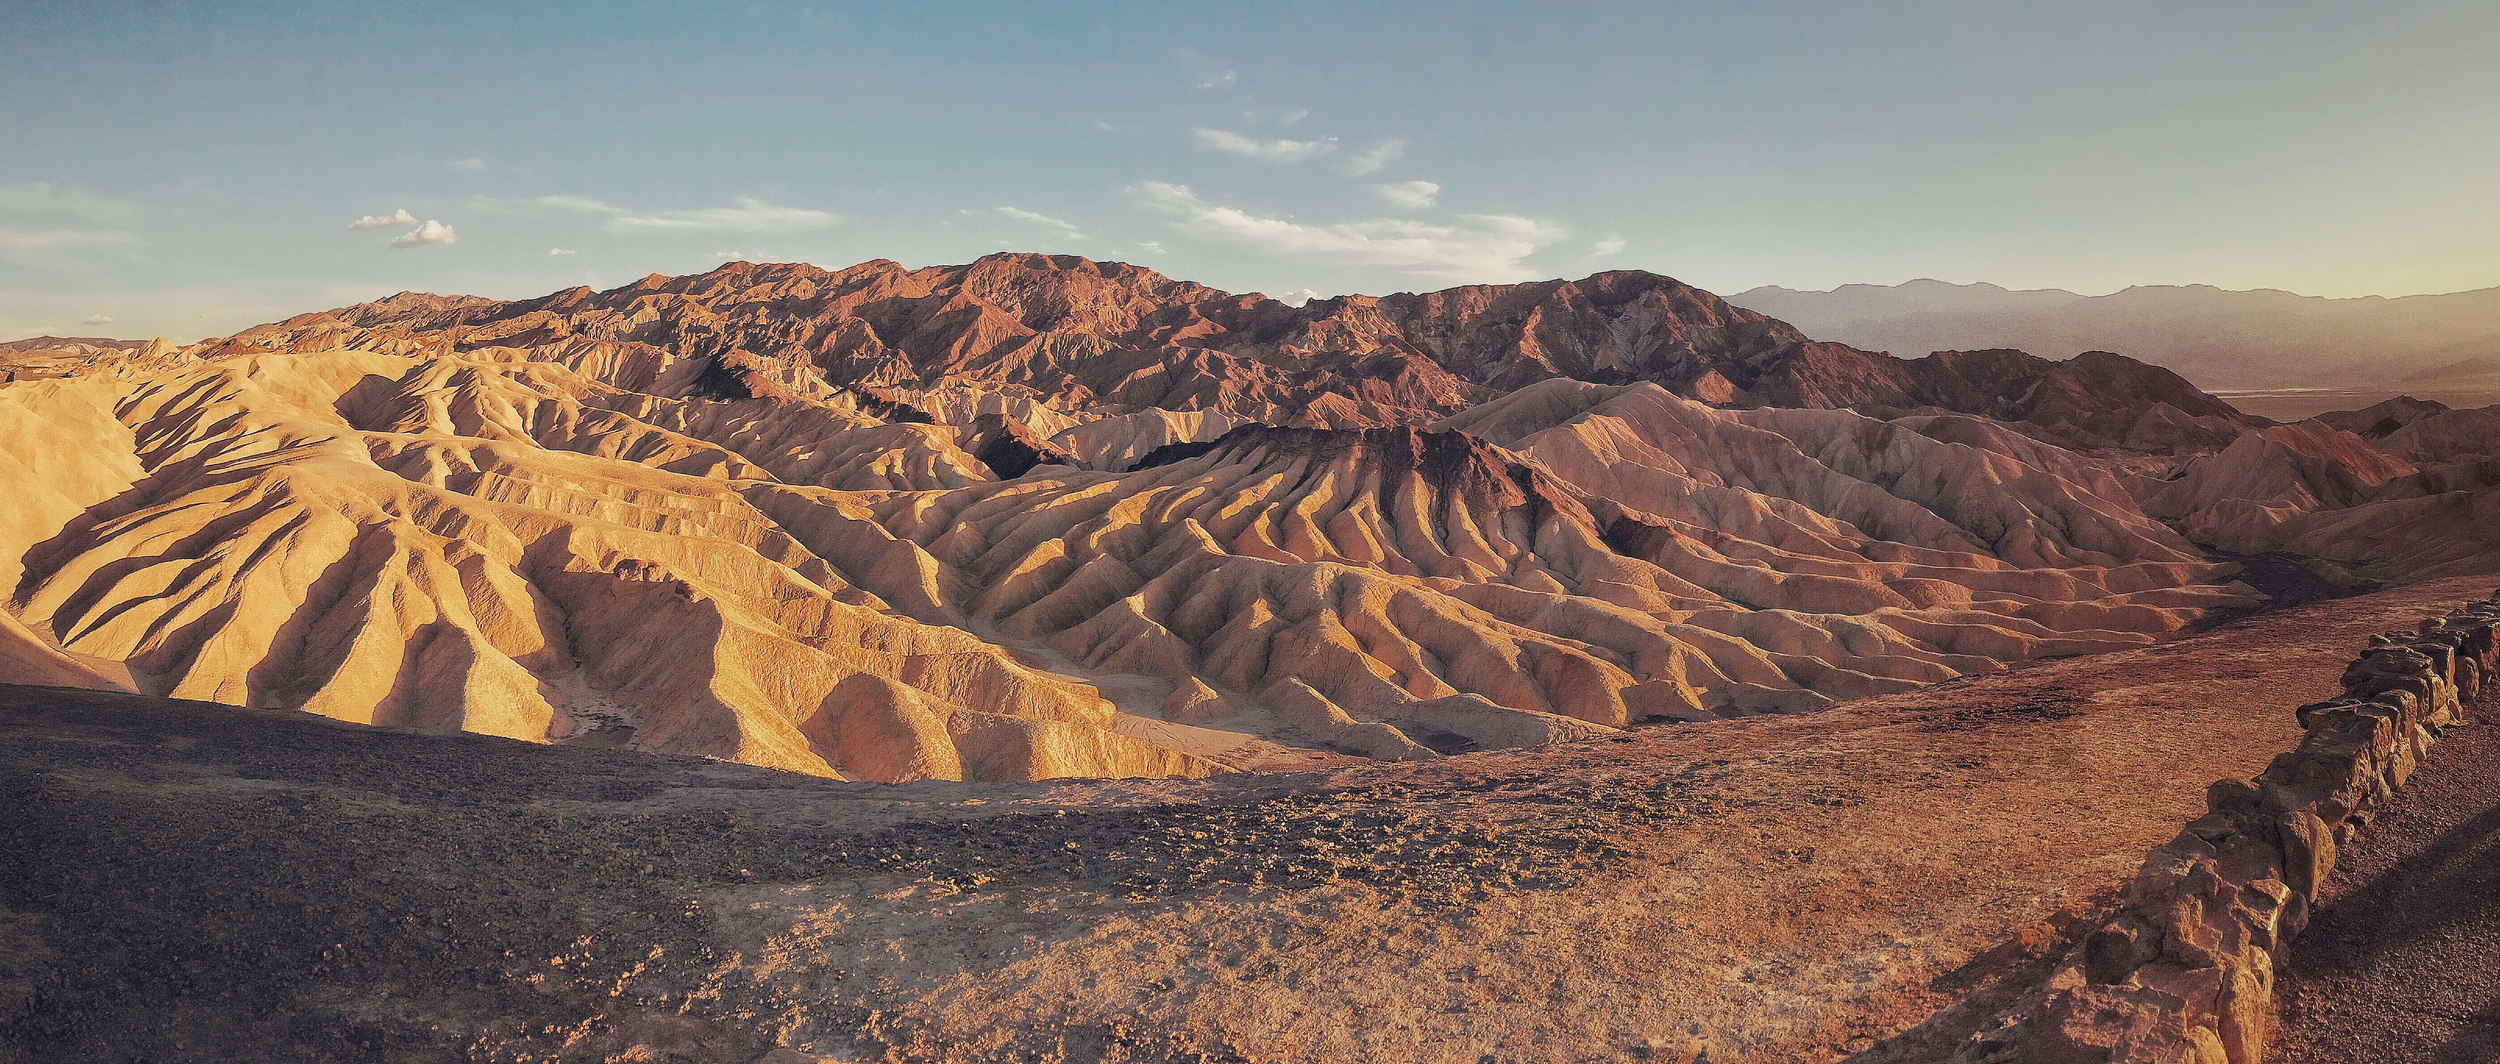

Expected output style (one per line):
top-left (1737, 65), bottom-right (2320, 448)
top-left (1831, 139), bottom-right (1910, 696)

top-left (0, 258), bottom-right (2329, 787)
top-left (4, 577), bottom-right (2485, 1064)
top-left (8, 256), bottom-right (2500, 1062)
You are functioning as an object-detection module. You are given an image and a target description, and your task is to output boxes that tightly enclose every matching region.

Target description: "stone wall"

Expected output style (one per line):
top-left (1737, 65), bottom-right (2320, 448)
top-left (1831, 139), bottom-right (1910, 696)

top-left (1954, 592), bottom-right (2500, 1064)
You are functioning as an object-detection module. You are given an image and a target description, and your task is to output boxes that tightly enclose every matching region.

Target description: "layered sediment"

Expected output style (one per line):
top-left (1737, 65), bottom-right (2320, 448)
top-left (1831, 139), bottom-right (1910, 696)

top-left (0, 258), bottom-right (2326, 783)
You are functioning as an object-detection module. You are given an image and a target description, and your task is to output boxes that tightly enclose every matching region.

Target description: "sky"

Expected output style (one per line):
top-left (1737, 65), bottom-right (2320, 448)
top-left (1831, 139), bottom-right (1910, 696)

top-left (4, 0), bottom-right (2498, 341)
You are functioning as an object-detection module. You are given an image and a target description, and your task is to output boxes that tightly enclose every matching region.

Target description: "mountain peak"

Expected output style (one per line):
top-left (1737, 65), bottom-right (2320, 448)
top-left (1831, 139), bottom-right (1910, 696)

top-left (208, 255), bottom-right (2253, 453)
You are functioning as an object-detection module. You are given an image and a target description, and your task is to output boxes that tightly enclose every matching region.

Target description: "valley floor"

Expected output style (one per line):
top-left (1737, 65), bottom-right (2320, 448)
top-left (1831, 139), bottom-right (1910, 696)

top-left (2, 577), bottom-right (2492, 1064)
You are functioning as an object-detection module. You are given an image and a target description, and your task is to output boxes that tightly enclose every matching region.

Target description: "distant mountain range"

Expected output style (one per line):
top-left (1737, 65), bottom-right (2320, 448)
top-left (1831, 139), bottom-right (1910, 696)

top-left (1728, 279), bottom-right (2500, 394)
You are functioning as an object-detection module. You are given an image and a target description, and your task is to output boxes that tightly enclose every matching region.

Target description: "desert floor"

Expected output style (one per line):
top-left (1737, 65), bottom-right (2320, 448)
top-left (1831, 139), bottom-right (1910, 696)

top-left (3, 576), bottom-right (2492, 1064)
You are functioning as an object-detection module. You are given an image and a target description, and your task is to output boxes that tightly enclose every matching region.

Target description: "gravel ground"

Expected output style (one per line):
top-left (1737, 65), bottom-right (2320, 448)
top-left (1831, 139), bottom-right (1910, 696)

top-left (1, 578), bottom-right (2489, 1064)
top-left (2271, 701), bottom-right (2500, 1064)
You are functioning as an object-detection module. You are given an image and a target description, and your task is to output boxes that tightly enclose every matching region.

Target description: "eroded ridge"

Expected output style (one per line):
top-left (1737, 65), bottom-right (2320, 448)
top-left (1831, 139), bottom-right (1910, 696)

top-left (48, 257), bottom-right (2500, 785)
top-left (0, 328), bottom-right (2272, 783)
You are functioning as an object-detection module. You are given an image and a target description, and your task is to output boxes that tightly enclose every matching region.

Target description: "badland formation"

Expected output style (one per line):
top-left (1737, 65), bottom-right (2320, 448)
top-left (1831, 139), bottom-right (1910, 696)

top-left (4, 254), bottom-right (2497, 1062)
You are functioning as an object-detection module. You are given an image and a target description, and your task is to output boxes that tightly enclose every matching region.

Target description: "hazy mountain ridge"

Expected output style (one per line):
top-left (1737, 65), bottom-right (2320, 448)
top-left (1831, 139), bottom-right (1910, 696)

top-left (1730, 278), bottom-right (2500, 392)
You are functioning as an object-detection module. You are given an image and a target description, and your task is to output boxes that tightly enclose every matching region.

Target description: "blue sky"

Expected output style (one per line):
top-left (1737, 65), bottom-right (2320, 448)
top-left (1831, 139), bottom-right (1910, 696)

top-left (5, 0), bottom-right (2497, 340)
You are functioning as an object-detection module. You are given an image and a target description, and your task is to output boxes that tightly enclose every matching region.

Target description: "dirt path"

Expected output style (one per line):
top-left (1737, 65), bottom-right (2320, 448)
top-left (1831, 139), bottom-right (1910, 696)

top-left (1, 578), bottom-right (2491, 1064)
top-left (2270, 705), bottom-right (2500, 1063)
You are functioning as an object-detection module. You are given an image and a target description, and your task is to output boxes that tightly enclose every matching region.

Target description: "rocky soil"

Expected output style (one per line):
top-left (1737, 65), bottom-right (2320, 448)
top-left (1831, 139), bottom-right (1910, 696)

top-left (3, 577), bottom-right (2486, 1064)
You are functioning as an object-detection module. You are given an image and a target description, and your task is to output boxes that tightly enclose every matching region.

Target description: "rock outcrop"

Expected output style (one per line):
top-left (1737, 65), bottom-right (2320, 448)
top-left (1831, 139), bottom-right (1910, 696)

top-left (2120, 400), bottom-right (2500, 583)
top-left (1959, 593), bottom-right (2500, 1064)
top-left (191, 255), bottom-right (2262, 452)
top-left (2316, 395), bottom-right (2500, 466)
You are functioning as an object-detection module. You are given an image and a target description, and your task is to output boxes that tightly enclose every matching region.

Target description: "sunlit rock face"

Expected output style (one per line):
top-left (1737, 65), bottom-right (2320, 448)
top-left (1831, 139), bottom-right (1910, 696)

top-left (2120, 399), bottom-right (2500, 584)
top-left (13, 254), bottom-right (2386, 784)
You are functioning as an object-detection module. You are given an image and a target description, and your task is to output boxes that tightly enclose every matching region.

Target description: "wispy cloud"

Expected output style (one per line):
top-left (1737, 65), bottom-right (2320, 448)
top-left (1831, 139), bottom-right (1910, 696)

top-left (1280, 109), bottom-right (1309, 128)
top-left (538, 195), bottom-right (837, 234)
top-left (536, 195), bottom-right (615, 214)
top-left (1128, 181), bottom-right (1565, 281)
top-left (389, 219), bottom-right (458, 250)
top-left (1372, 180), bottom-right (1440, 210)
top-left (1586, 234), bottom-right (1627, 258)
top-left (992, 206), bottom-right (1082, 237)
top-left (83, 313), bottom-right (114, 325)
top-left (547, 247), bottom-right (578, 257)
top-left (1338, 139), bottom-right (1405, 177)
top-left (1193, 128), bottom-right (1338, 164)
top-left (614, 199), bottom-right (835, 233)
top-left (444, 157), bottom-right (488, 172)
top-left (348, 208), bottom-right (418, 231)
top-left (1198, 70), bottom-right (1235, 90)
top-left (0, 182), bottom-right (138, 225)
top-left (1277, 288), bottom-right (1321, 307)
top-left (0, 227), bottom-right (140, 251)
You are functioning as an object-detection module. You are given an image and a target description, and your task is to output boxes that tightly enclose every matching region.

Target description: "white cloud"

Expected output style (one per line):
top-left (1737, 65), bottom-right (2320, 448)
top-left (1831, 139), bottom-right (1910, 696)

top-left (713, 250), bottom-right (745, 259)
top-left (1137, 240), bottom-right (1165, 254)
top-left (348, 208), bottom-right (418, 231)
top-left (994, 206), bottom-right (1081, 236)
top-left (0, 182), bottom-right (138, 224)
top-left (83, 313), bottom-right (114, 325)
top-left (1277, 288), bottom-right (1322, 307)
top-left (1280, 109), bottom-right (1309, 128)
top-left (1372, 180), bottom-right (1440, 210)
top-left (445, 157), bottom-right (487, 172)
top-left (389, 219), bottom-right (458, 250)
top-left (547, 247), bottom-right (578, 257)
top-left (1586, 234), bottom-right (1627, 258)
top-left (1338, 139), bottom-right (1405, 177)
top-left (1193, 128), bottom-right (1338, 164)
top-left (1128, 181), bottom-right (1565, 281)
top-left (1198, 70), bottom-right (1236, 90)
top-left (539, 195), bottom-right (837, 234)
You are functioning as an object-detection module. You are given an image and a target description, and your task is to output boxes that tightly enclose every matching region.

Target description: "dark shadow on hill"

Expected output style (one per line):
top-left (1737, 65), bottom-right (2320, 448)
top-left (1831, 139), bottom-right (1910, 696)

top-left (2190, 546), bottom-right (2382, 630)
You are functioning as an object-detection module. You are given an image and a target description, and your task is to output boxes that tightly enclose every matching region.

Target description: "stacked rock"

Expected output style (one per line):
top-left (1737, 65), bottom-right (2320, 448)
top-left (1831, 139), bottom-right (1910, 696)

top-left (1958, 593), bottom-right (2500, 1064)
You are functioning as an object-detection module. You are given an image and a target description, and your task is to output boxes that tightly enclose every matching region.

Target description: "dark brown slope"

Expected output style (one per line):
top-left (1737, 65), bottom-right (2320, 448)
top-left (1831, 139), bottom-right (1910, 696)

top-left (202, 254), bottom-right (2261, 452)
top-left (0, 336), bottom-right (152, 355)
